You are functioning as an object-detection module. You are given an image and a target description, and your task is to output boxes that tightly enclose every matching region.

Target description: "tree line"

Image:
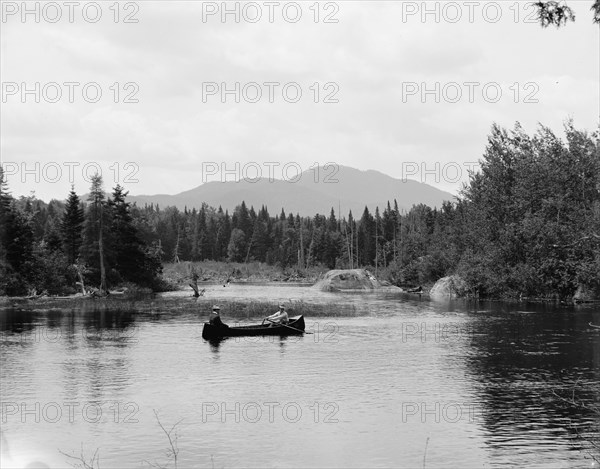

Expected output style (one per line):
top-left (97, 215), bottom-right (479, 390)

top-left (0, 173), bottom-right (163, 296)
top-left (1, 121), bottom-right (598, 299)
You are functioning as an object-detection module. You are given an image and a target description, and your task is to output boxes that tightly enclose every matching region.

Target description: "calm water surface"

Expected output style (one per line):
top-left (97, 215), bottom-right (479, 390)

top-left (1, 284), bottom-right (599, 468)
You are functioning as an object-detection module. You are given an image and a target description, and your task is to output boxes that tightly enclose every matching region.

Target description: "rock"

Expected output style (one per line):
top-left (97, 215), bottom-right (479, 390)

top-left (573, 284), bottom-right (600, 303)
top-left (430, 275), bottom-right (469, 299)
top-left (312, 269), bottom-right (401, 292)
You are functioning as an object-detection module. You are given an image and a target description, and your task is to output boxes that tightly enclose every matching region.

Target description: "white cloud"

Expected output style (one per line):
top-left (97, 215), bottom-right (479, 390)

top-left (1, 1), bottom-right (598, 201)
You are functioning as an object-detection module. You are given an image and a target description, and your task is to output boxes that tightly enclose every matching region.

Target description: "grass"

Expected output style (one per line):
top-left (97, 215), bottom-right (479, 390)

top-left (0, 292), bottom-right (154, 314)
top-left (193, 299), bottom-right (358, 320)
top-left (161, 260), bottom-right (329, 287)
top-left (1, 295), bottom-right (359, 319)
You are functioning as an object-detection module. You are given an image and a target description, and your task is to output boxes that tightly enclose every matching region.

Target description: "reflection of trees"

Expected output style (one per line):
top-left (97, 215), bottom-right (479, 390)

top-left (0, 308), bottom-right (38, 339)
top-left (69, 310), bottom-right (137, 401)
top-left (551, 381), bottom-right (600, 463)
top-left (463, 302), bottom-right (600, 464)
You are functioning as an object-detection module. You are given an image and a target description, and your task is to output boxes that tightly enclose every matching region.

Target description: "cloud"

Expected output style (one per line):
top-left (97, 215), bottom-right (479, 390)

top-left (1, 1), bottom-right (598, 201)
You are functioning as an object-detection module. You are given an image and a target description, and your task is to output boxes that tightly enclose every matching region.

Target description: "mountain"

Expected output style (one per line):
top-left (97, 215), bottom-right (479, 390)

top-left (126, 166), bottom-right (456, 216)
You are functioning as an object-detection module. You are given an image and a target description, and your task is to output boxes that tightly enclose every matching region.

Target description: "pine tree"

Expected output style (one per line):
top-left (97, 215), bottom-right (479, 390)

top-left (227, 228), bottom-right (246, 262)
top-left (81, 174), bottom-right (110, 292)
top-left (108, 185), bottom-right (144, 282)
top-left (61, 186), bottom-right (84, 264)
top-left (0, 167), bottom-right (12, 263)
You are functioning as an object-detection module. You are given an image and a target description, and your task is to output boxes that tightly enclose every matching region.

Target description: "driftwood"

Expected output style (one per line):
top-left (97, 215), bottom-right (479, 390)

top-left (189, 265), bottom-right (205, 297)
top-left (74, 264), bottom-right (87, 295)
top-left (552, 233), bottom-right (600, 248)
top-left (25, 288), bottom-right (47, 299)
top-left (189, 283), bottom-right (205, 297)
top-left (73, 263), bottom-right (109, 297)
top-left (86, 287), bottom-right (109, 298)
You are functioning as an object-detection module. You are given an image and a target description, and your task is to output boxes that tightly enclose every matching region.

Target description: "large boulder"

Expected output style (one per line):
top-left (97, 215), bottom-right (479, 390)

top-left (429, 275), bottom-right (469, 299)
top-left (573, 284), bottom-right (600, 303)
top-left (312, 269), bottom-right (400, 292)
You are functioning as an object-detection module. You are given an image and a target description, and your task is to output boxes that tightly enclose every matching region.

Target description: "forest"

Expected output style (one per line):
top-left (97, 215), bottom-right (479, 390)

top-left (1, 121), bottom-right (598, 300)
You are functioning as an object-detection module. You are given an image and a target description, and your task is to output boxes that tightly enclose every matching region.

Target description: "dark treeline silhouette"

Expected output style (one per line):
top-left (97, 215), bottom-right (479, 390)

top-left (1, 121), bottom-right (598, 299)
top-left (0, 173), bottom-right (163, 296)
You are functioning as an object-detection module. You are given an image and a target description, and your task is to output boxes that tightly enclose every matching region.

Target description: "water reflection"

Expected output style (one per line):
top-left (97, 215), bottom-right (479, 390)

top-left (1, 287), bottom-right (598, 468)
top-left (461, 302), bottom-right (600, 466)
top-left (208, 337), bottom-right (226, 352)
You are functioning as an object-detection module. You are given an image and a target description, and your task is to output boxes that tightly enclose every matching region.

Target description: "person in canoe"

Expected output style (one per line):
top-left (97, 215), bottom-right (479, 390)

top-left (266, 304), bottom-right (289, 326)
top-left (209, 305), bottom-right (225, 327)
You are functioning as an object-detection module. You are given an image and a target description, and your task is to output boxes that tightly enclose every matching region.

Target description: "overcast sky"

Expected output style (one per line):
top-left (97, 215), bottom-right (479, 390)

top-left (1, 1), bottom-right (598, 201)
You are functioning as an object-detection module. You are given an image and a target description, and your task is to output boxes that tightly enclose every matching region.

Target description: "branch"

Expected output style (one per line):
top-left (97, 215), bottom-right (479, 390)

top-left (58, 445), bottom-right (100, 469)
top-left (593, 0), bottom-right (600, 24)
top-left (534, 1), bottom-right (576, 28)
top-left (150, 409), bottom-right (184, 469)
top-left (551, 233), bottom-right (600, 248)
top-left (550, 384), bottom-right (600, 464)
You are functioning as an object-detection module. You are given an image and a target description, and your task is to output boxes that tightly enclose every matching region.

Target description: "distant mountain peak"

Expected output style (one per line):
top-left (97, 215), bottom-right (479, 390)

top-left (127, 165), bottom-right (454, 217)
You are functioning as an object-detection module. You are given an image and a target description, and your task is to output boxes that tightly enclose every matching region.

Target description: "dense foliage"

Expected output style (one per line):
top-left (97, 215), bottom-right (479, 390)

top-left (1, 122), bottom-right (598, 299)
top-left (0, 172), bottom-right (163, 296)
top-left (457, 122), bottom-right (600, 298)
top-left (534, 0), bottom-right (600, 27)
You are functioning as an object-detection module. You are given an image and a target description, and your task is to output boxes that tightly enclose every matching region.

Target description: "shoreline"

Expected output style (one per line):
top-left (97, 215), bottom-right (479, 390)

top-left (1, 281), bottom-right (598, 310)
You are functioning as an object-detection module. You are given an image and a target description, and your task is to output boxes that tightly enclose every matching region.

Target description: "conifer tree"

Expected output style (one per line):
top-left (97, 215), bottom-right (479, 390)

top-left (61, 186), bottom-right (84, 264)
top-left (81, 174), bottom-right (109, 292)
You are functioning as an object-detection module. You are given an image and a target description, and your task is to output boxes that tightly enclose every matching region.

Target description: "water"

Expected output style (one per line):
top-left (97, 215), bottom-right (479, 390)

top-left (1, 284), bottom-right (599, 468)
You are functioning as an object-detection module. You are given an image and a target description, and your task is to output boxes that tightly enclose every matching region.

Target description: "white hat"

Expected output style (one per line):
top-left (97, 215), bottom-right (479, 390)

top-left (212, 305), bottom-right (220, 311)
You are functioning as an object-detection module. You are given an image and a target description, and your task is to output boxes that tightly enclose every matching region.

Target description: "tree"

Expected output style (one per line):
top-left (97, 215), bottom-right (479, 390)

top-left (0, 168), bottom-right (32, 295)
top-left (0, 167), bottom-right (12, 265)
top-left (227, 228), bottom-right (247, 262)
top-left (81, 174), bottom-right (110, 292)
top-left (457, 121), bottom-right (600, 299)
top-left (108, 185), bottom-right (141, 281)
top-left (534, 0), bottom-right (600, 27)
top-left (61, 186), bottom-right (84, 264)
top-left (358, 207), bottom-right (375, 266)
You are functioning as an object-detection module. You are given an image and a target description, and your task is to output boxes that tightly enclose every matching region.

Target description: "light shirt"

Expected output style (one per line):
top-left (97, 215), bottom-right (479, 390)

top-left (268, 310), bottom-right (289, 324)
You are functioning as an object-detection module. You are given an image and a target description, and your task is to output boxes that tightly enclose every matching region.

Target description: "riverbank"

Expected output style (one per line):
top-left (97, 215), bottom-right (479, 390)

top-left (1, 260), bottom-right (596, 306)
top-left (161, 261), bottom-right (328, 287)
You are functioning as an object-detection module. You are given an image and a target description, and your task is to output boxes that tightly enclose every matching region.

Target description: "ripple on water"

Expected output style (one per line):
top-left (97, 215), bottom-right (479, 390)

top-left (1, 286), bottom-right (598, 468)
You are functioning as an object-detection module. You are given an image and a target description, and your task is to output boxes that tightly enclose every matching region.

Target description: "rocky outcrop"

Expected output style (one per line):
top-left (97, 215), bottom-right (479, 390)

top-left (429, 275), bottom-right (469, 299)
top-left (312, 269), bottom-right (401, 292)
top-left (573, 284), bottom-right (600, 303)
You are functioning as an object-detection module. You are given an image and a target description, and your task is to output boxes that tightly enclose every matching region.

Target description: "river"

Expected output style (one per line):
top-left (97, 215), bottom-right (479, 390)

top-left (1, 283), bottom-right (599, 468)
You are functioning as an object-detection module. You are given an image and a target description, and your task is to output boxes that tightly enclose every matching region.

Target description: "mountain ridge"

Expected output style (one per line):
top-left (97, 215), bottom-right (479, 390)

top-left (126, 165), bottom-right (456, 216)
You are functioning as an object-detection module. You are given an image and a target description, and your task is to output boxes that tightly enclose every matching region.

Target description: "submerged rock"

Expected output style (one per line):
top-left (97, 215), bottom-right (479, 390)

top-left (429, 275), bottom-right (469, 299)
top-left (312, 269), bottom-right (400, 292)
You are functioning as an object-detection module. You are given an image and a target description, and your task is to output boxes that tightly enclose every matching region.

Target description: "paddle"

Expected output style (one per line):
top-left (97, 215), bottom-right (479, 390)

top-left (265, 317), bottom-right (313, 334)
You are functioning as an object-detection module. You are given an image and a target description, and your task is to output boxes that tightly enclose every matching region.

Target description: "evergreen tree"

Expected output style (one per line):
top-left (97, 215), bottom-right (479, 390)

top-left (0, 167), bottom-right (12, 264)
top-left (61, 186), bottom-right (84, 264)
top-left (109, 185), bottom-right (162, 285)
top-left (358, 207), bottom-right (375, 266)
top-left (81, 174), bottom-right (110, 292)
top-left (227, 228), bottom-right (247, 262)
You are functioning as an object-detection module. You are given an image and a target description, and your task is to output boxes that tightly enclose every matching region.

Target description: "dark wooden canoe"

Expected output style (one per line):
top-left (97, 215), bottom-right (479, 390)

top-left (202, 315), bottom-right (305, 340)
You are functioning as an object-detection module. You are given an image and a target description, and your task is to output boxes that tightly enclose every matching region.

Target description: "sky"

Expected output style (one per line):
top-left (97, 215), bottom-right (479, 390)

top-left (1, 0), bottom-right (598, 201)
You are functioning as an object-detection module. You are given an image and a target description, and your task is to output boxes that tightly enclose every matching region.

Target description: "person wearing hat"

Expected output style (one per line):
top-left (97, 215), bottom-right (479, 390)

top-left (209, 305), bottom-right (225, 327)
top-left (266, 303), bottom-right (289, 326)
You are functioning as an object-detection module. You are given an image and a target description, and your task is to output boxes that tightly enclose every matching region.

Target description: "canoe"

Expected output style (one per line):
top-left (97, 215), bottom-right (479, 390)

top-left (202, 315), bottom-right (306, 340)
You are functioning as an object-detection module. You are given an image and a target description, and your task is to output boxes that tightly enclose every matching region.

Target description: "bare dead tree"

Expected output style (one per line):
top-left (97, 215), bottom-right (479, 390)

top-left (551, 381), bottom-right (600, 464)
top-left (144, 410), bottom-right (184, 469)
top-left (58, 445), bottom-right (100, 469)
top-left (189, 265), bottom-right (201, 297)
